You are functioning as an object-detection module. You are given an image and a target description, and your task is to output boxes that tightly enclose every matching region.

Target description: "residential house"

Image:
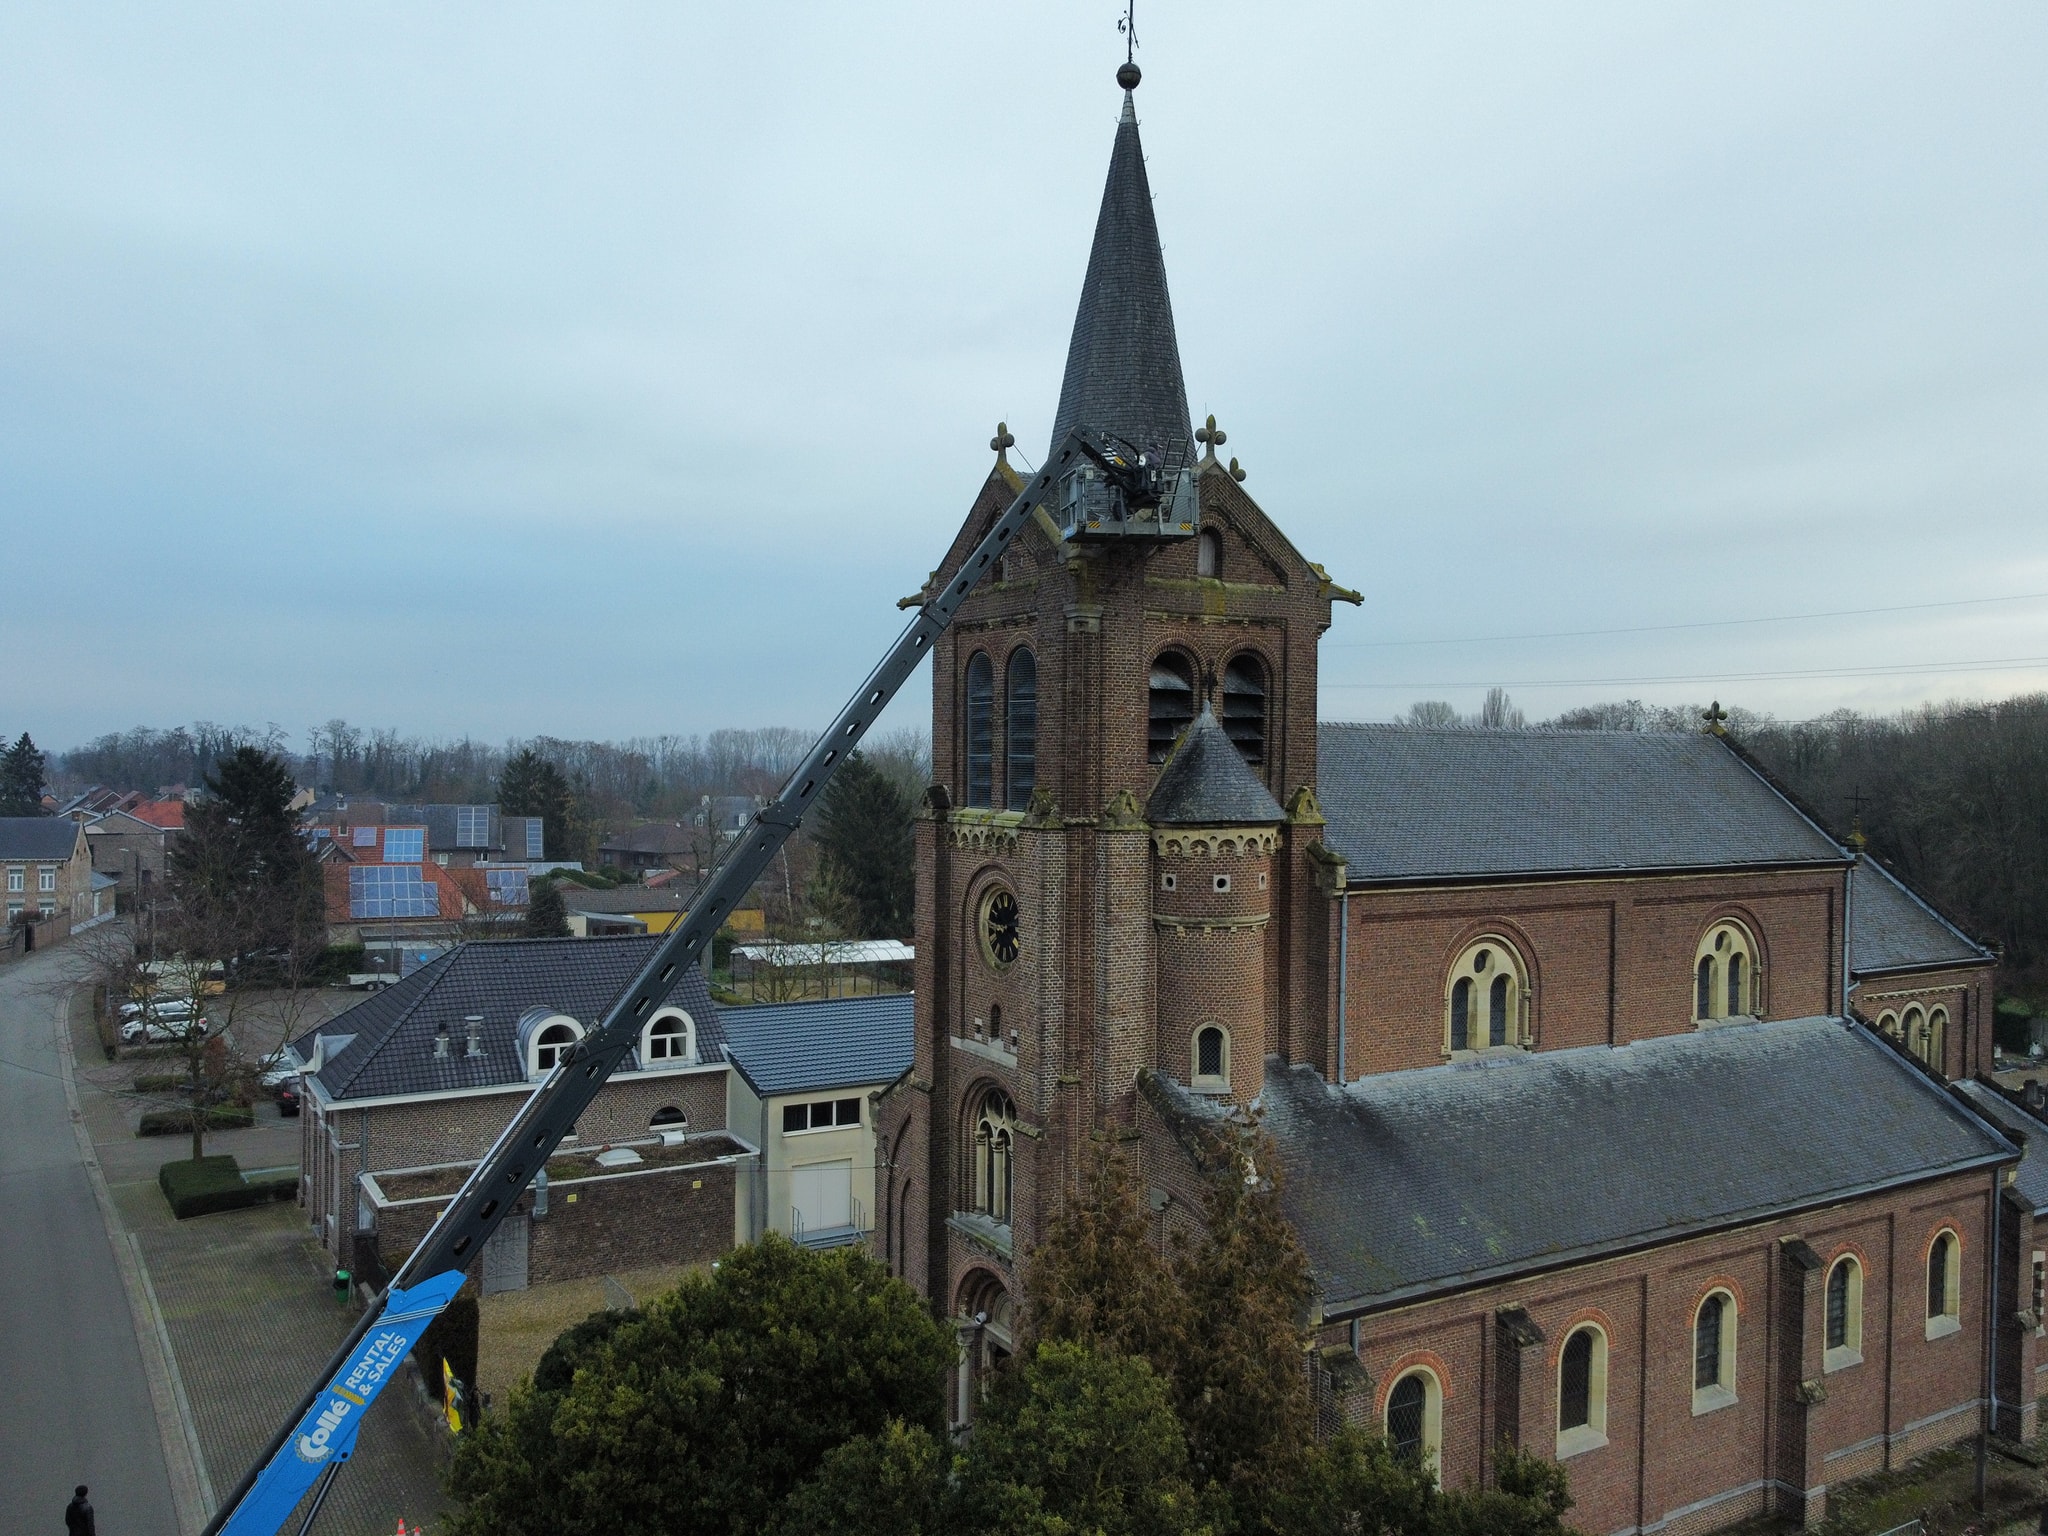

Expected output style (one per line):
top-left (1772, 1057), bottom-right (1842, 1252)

top-left (558, 884), bottom-right (692, 937)
top-left (304, 799), bottom-right (544, 868)
top-left (84, 805), bottom-right (182, 903)
top-left (291, 938), bottom-right (747, 1291)
top-left (1, 817), bottom-right (97, 928)
top-left (597, 822), bottom-right (700, 877)
top-left (317, 825), bottom-right (502, 972)
top-left (722, 993), bottom-right (913, 1249)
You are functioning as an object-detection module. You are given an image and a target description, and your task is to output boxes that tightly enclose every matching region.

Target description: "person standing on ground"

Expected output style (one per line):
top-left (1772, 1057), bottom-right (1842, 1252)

top-left (64, 1485), bottom-right (95, 1535)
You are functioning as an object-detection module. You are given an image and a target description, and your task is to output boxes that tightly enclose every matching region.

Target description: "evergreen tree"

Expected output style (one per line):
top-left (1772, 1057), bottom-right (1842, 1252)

top-left (953, 1341), bottom-right (1205, 1536)
top-left (168, 746), bottom-right (322, 956)
top-left (0, 731), bottom-right (49, 815)
top-left (1025, 1141), bottom-right (1188, 1366)
top-left (497, 748), bottom-right (580, 861)
top-left (524, 877), bottom-right (570, 939)
top-left (810, 751), bottom-right (915, 939)
top-left (769, 1419), bottom-right (949, 1536)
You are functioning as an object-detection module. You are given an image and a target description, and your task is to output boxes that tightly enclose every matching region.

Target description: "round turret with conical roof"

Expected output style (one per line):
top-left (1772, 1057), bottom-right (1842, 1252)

top-left (1146, 706), bottom-right (1282, 1104)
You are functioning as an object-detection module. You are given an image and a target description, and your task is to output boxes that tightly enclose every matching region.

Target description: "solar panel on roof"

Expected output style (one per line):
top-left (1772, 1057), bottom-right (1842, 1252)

top-left (485, 868), bottom-right (529, 906)
top-left (353, 826), bottom-right (378, 847)
top-left (456, 806), bottom-right (490, 847)
top-left (382, 828), bottom-right (425, 863)
top-left (525, 819), bottom-right (543, 859)
top-left (348, 864), bottom-right (439, 919)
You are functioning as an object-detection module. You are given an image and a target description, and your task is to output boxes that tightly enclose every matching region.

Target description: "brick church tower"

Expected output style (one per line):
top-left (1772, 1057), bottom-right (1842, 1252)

top-left (874, 65), bottom-right (1356, 1405)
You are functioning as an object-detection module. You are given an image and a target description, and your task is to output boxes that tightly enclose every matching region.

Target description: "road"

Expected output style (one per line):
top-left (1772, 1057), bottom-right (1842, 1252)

top-left (0, 943), bottom-right (181, 1536)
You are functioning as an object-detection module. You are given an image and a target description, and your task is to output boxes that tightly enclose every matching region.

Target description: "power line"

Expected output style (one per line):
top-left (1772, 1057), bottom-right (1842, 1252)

top-left (1326, 590), bottom-right (2048, 650)
top-left (1321, 655), bottom-right (2048, 691)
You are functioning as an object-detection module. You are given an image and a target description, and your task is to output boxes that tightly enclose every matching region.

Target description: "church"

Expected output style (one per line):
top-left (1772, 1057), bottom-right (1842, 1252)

top-left (874, 62), bottom-right (2034, 1536)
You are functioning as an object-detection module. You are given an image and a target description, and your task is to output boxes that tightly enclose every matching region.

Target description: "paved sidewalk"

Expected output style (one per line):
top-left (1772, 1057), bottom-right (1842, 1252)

top-left (66, 983), bottom-right (450, 1535)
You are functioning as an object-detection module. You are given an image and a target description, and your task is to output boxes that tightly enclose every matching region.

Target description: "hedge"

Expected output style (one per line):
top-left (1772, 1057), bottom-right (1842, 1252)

top-left (158, 1156), bottom-right (295, 1219)
top-left (133, 1073), bottom-right (189, 1095)
top-left (139, 1105), bottom-right (253, 1137)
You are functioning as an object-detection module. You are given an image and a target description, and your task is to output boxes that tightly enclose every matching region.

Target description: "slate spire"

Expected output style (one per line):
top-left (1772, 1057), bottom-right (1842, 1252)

top-left (1049, 67), bottom-right (1193, 459)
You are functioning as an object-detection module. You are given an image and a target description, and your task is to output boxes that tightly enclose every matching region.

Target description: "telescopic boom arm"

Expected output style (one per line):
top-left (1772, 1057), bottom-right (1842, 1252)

top-left (204, 424), bottom-right (1153, 1536)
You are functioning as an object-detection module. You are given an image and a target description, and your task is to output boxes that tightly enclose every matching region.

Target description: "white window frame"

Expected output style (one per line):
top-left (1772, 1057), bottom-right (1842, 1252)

top-left (1691, 1289), bottom-right (1739, 1415)
top-left (1556, 1324), bottom-right (1609, 1459)
top-left (640, 1008), bottom-right (697, 1067)
top-left (529, 1018), bottom-right (584, 1077)
top-left (37, 865), bottom-right (56, 892)
top-left (6, 866), bottom-right (22, 892)
top-left (1927, 1229), bottom-right (1963, 1339)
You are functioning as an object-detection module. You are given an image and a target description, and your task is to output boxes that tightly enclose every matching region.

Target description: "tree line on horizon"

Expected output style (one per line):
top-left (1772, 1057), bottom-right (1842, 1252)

top-left (39, 691), bottom-right (2048, 979)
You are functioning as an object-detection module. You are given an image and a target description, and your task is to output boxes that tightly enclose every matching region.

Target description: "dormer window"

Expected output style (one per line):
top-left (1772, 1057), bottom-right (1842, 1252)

top-left (642, 1009), bottom-right (696, 1066)
top-left (516, 1006), bottom-right (584, 1079)
top-left (531, 1019), bottom-right (581, 1076)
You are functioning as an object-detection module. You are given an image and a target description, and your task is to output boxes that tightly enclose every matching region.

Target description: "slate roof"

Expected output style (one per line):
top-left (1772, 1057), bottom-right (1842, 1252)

top-left (1048, 86), bottom-right (1191, 460)
top-left (1315, 726), bottom-right (1843, 881)
top-left (1953, 1082), bottom-right (2048, 1215)
top-left (291, 937), bottom-right (727, 1101)
top-left (560, 884), bottom-right (692, 915)
top-left (1149, 706), bottom-right (1284, 825)
top-left (0, 817), bottom-right (83, 860)
top-left (387, 803), bottom-right (498, 852)
top-left (1851, 857), bottom-right (1989, 975)
top-left (1249, 1017), bottom-right (2013, 1315)
top-left (719, 992), bottom-right (915, 1099)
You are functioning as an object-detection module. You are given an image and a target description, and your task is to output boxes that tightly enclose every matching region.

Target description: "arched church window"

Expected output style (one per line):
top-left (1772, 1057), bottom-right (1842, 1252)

top-left (1694, 921), bottom-right (1759, 1023)
top-left (965, 653), bottom-right (995, 808)
top-left (1825, 1255), bottom-right (1863, 1368)
top-left (1194, 1024), bottom-right (1229, 1089)
top-left (1927, 1230), bottom-right (1961, 1335)
top-left (1005, 649), bottom-right (1037, 811)
top-left (1385, 1369), bottom-right (1441, 1474)
top-left (1692, 1289), bottom-right (1737, 1411)
top-left (1197, 528), bottom-right (1222, 578)
top-left (1925, 1007), bottom-right (1948, 1073)
top-left (1221, 653), bottom-right (1268, 767)
top-left (1445, 939), bottom-right (1527, 1055)
top-left (1557, 1325), bottom-right (1608, 1456)
top-left (1903, 1005), bottom-right (1927, 1062)
top-left (972, 1089), bottom-right (1018, 1225)
top-left (1148, 652), bottom-right (1197, 763)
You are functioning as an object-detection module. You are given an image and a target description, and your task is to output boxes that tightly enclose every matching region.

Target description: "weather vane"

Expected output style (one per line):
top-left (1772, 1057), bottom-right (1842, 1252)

top-left (1116, 0), bottom-right (1141, 89)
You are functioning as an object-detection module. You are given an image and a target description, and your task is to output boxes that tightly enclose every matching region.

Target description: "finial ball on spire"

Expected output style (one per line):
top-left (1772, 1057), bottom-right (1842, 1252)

top-left (1117, 61), bottom-right (1141, 91)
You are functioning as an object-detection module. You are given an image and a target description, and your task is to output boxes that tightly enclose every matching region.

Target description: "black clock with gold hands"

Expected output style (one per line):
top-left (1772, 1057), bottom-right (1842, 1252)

top-left (982, 889), bottom-right (1020, 967)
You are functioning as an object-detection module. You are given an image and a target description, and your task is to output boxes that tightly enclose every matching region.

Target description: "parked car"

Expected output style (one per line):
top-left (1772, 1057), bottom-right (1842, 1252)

top-left (257, 1056), bottom-right (299, 1089)
top-left (120, 996), bottom-right (199, 1025)
top-left (120, 1013), bottom-right (212, 1045)
top-left (275, 1082), bottom-right (301, 1117)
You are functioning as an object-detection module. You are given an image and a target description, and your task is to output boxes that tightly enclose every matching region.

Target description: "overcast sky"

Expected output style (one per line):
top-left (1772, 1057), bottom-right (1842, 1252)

top-left (4, 3), bottom-right (2045, 752)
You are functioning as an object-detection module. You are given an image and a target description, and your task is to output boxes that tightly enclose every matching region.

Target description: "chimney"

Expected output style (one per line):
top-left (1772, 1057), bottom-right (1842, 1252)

top-left (433, 1021), bottom-right (450, 1060)
top-left (464, 1015), bottom-right (484, 1059)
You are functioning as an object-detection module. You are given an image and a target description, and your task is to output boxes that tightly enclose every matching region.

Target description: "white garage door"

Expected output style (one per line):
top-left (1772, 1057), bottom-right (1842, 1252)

top-left (790, 1159), bottom-right (853, 1235)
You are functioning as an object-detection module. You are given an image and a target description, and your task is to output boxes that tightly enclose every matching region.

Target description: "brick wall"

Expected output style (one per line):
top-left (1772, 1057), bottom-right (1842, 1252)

top-left (899, 458), bottom-right (1341, 1316)
top-left (1336, 868), bottom-right (1848, 1078)
top-left (305, 1065), bottom-right (732, 1264)
top-left (1324, 1168), bottom-right (1996, 1533)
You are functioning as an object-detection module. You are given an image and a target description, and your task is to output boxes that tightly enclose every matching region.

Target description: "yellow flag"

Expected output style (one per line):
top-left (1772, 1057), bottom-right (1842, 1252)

top-left (441, 1359), bottom-right (462, 1433)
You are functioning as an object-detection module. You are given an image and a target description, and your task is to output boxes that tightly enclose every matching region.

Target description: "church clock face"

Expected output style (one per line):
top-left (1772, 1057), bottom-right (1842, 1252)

top-left (980, 888), bottom-right (1021, 970)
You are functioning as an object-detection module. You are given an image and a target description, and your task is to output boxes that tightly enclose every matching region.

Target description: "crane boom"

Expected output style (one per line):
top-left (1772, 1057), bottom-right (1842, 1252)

top-left (205, 423), bottom-right (1182, 1536)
